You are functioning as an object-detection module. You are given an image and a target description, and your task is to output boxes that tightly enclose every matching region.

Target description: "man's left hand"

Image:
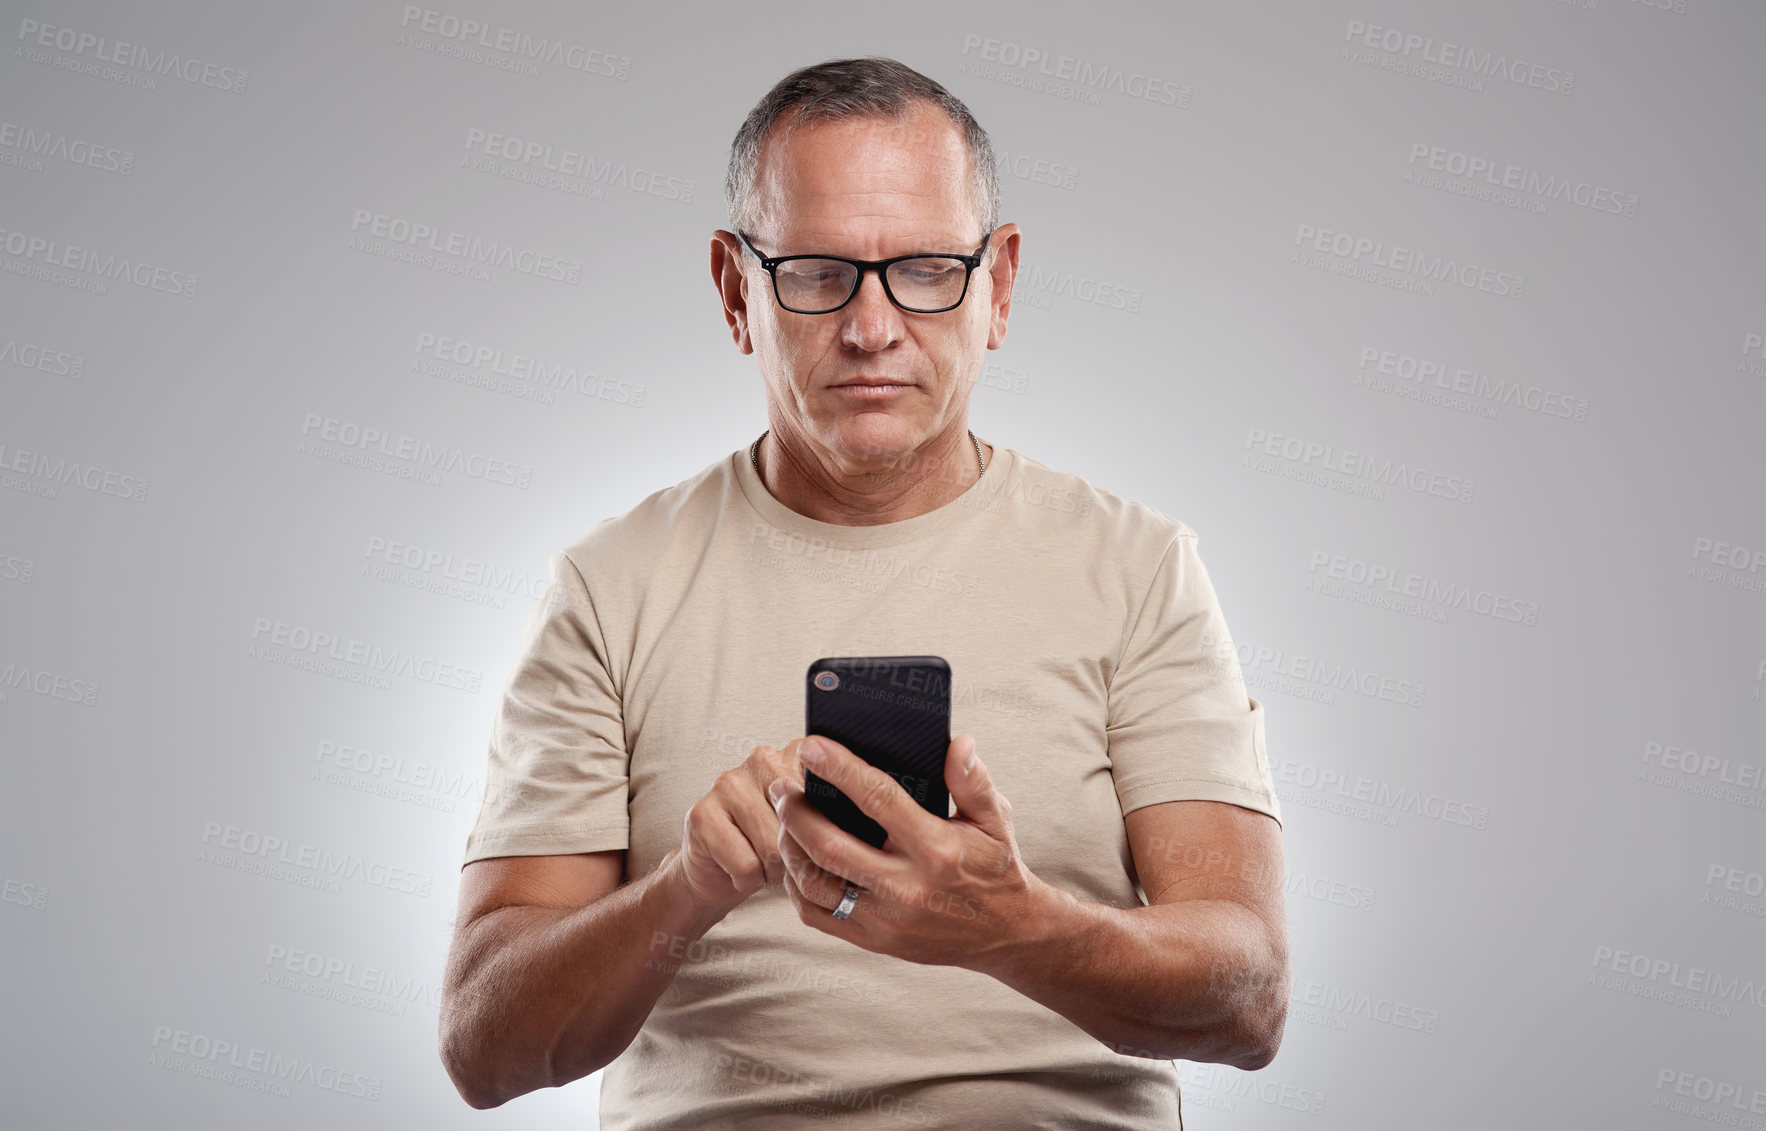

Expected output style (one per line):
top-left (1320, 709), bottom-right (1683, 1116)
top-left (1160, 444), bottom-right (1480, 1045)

top-left (768, 733), bottom-right (1047, 969)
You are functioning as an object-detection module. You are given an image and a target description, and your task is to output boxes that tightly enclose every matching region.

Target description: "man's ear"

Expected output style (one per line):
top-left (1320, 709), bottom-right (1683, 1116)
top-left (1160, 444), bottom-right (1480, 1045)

top-left (984, 223), bottom-right (1021, 351)
top-left (711, 230), bottom-right (754, 354)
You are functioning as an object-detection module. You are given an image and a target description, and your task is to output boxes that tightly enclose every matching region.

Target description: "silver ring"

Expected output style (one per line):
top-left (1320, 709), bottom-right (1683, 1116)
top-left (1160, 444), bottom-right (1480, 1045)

top-left (832, 882), bottom-right (861, 920)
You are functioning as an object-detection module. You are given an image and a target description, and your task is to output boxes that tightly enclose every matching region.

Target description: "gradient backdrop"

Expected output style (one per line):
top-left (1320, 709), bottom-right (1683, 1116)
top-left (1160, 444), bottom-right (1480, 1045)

top-left (3, 2), bottom-right (1763, 1128)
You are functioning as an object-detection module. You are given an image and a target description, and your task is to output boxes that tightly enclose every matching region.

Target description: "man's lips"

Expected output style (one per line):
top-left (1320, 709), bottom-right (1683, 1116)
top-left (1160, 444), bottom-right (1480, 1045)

top-left (831, 379), bottom-right (914, 387)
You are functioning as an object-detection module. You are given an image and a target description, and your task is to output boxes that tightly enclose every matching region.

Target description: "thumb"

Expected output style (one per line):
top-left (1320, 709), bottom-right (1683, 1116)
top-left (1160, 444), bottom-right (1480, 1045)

top-left (945, 735), bottom-right (1008, 830)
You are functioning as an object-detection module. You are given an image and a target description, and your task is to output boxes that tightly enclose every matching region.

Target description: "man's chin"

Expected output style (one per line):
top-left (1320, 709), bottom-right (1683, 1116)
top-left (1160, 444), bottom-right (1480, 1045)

top-left (826, 415), bottom-right (929, 465)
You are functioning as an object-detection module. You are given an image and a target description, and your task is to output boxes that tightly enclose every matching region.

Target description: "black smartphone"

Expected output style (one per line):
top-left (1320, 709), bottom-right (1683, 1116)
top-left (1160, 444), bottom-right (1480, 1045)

top-left (803, 656), bottom-right (951, 849)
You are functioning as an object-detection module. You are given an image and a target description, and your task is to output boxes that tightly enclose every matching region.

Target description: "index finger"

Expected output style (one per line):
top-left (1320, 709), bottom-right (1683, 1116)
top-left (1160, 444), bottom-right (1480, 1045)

top-left (802, 735), bottom-right (942, 849)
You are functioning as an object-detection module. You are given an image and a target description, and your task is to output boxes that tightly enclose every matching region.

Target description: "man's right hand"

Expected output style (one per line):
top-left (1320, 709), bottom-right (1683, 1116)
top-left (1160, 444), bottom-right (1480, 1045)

top-left (444, 740), bottom-right (811, 1107)
top-left (672, 738), bottom-right (812, 915)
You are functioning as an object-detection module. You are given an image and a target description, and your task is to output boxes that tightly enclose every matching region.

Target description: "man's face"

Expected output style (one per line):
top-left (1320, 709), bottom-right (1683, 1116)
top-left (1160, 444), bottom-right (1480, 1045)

top-left (715, 101), bottom-right (1019, 473)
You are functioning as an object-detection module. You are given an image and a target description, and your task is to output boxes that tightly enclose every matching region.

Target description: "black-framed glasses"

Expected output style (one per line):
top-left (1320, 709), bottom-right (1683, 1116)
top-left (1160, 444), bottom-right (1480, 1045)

top-left (736, 229), bottom-right (992, 314)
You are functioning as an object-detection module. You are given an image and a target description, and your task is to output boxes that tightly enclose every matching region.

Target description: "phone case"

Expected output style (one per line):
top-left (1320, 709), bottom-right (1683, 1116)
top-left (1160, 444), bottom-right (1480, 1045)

top-left (804, 656), bottom-right (951, 849)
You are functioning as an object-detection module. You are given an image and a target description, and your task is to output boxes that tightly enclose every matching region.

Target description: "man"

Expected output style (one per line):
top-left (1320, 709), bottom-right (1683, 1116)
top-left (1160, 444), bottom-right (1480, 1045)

top-left (440, 56), bottom-right (1288, 1129)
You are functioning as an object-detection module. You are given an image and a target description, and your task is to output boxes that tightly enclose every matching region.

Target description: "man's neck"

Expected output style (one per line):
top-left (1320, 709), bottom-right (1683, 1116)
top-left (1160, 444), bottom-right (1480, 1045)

top-left (756, 428), bottom-right (992, 527)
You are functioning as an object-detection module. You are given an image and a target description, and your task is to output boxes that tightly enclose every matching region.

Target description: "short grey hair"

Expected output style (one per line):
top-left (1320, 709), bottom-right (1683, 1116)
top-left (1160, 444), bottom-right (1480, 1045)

top-left (724, 56), bottom-right (999, 245)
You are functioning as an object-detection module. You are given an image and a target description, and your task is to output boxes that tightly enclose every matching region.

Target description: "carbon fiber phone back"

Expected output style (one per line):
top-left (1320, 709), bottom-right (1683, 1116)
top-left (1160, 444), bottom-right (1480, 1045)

top-left (804, 656), bottom-right (951, 849)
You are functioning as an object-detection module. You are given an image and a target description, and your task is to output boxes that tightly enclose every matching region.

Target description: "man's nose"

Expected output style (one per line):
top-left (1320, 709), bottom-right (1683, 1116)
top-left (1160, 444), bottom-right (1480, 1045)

top-left (839, 268), bottom-right (902, 347)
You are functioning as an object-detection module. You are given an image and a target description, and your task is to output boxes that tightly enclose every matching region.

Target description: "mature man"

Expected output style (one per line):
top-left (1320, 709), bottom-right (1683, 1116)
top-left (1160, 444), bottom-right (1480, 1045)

top-left (441, 57), bottom-right (1288, 1129)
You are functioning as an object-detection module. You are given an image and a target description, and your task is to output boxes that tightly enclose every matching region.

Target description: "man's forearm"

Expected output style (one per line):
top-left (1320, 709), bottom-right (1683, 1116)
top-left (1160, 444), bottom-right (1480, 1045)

top-left (969, 878), bottom-right (1288, 1069)
top-left (440, 848), bottom-right (724, 1108)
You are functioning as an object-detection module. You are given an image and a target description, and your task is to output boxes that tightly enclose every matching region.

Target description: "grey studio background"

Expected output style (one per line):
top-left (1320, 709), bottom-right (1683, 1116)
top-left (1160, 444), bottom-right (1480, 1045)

top-left (2, 1), bottom-right (1762, 1128)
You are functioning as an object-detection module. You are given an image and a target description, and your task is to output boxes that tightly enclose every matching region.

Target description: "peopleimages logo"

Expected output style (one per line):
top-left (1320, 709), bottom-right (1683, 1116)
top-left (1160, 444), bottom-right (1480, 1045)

top-left (1692, 536), bottom-right (1766, 574)
top-left (958, 33), bottom-right (1188, 107)
top-left (361, 534), bottom-right (549, 609)
top-left (249, 616), bottom-right (484, 693)
top-left (15, 19), bottom-right (249, 92)
top-left (315, 738), bottom-right (481, 809)
top-left (1642, 740), bottom-right (1764, 792)
top-left (1293, 223), bottom-right (1524, 299)
top-left (0, 440), bottom-right (150, 502)
top-left (994, 147), bottom-right (1078, 191)
top-left (1270, 756), bottom-right (1491, 830)
top-left (0, 120), bottom-right (134, 175)
top-left (1286, 870), bottom-right (1376, 913)
top-left (148, 1025), bottom-right (380, 1100)
top-left (199, 820), bottom-right (435, 897)
top-left (1245, 426), bottom-right (1475, 503)
top-left (1405, 143), bottom-right (1638, 218)
top-left (1356, 345), bottom-right (1590, 423)
top-left (1227, 636), bottom-right (1428, 708)
top-left (347, 210), bottom-right (582, 284)
top-left (0, 225), bottom-right (198, 297)
top-left (461, 128), bottom-right (693, 202)
top-left (264, 943), bottom-right (443, 1012)
top-left (1177, 1063), bottom-right (1327, 1116)
top-left (298, 412), bottom-right (534, 489)
top-left (0, 330), bottom-right (85, 379)
top-left (1590, 944), bottom-right (1766, 1013)
top-left (1342, 20), bottom-right (1574, 95)
top-left (397, 6), bottom-right (631, 79)
top-left (1289, 976), bottom-right (1441, 1034)
top-left (1704, 864), bottom-right (1766, 918)
top-left (1652, 1069), bottom-right (1766, 1124)
top-left (1687, 535), bottom-right (1766, 595)
top-left (2, 876), bottom-right (49, 910)
top-left (1305, 549), bottom-right (1540, 626)
top-left (1741, 331), bottom-right (1765, 379)
top-left (412, 331), bottom-right (646, 407)
top-left (1019, 262), bottom-right (1142, 312)
top-left (0, 661), bottom-right (99, 706)
top-left (0, 553), bottom-right (35, 584)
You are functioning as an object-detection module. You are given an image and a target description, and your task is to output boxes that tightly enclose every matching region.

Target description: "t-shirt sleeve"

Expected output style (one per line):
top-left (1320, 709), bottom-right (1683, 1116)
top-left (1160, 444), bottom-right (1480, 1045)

top-left (461, 550), bottom-right (631, 866)
top-left (1106, 531), bottom-right (1282, 825)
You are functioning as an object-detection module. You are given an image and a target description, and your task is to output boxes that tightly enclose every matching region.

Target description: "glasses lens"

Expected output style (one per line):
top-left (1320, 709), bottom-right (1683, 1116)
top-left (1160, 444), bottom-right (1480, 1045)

top-left (774, 258), bottom-right (858, 313)
top-left (887, 258), bottom-right (969, 312)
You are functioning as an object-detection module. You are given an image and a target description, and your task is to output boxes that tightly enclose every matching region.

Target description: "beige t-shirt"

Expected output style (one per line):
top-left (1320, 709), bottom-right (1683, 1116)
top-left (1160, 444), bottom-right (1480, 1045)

top-left (463, 440), bottom-right (1281, 1130)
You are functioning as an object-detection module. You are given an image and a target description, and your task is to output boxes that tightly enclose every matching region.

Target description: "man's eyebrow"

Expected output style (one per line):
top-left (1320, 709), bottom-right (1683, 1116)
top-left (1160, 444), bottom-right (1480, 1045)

top-left (771, 236), bottom-right (977, 257)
